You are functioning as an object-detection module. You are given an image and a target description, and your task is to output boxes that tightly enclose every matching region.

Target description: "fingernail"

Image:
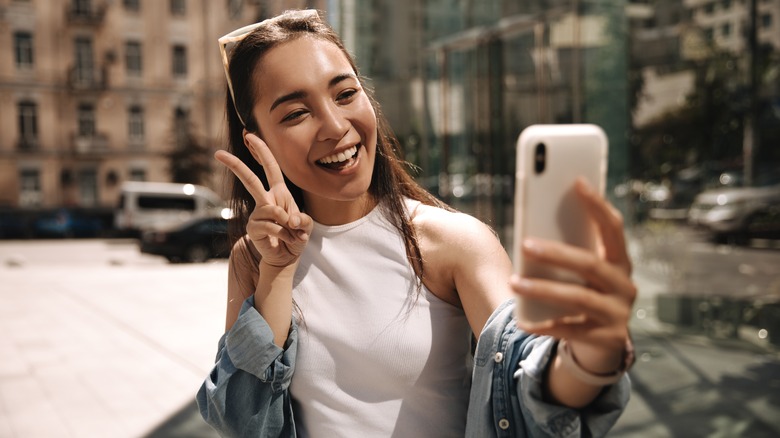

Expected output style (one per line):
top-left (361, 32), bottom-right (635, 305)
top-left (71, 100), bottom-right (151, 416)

top-left (523, 238), bottom-right (542, 255)
top-left (576, 178), bottom-right (593, 194)
top-left (290, 215), bottom-right (301, 228)
top-left (510, 274), bottom-right (531, 291)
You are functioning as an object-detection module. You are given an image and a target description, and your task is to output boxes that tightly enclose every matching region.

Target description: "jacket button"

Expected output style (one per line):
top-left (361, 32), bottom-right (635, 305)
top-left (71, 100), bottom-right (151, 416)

top-left (498, 418), bottom-right (510, 430)
top-left (494, 352), bottom-right (504, 363)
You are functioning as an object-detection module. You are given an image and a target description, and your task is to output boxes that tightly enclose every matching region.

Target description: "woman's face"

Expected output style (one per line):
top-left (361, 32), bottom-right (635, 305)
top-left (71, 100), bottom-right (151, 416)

top-left (250, 36), bottom-right (377, 213)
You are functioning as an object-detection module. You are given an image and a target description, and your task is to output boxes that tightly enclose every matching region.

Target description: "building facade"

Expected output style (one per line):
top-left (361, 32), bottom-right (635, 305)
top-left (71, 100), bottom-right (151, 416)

top-left (0, 0), bottom-right (322, 211)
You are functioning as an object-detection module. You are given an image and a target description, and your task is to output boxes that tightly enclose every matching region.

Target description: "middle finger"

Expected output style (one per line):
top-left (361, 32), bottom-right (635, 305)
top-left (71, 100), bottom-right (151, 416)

top-left (522, 238), bottom-right (636, 302)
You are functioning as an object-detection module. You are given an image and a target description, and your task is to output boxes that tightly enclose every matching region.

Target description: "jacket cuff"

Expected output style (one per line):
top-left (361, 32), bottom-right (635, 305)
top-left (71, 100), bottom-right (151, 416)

top-left (224, 296), bottom-right (297, 390)
top-left (514, 337), bottom-right (631, 437)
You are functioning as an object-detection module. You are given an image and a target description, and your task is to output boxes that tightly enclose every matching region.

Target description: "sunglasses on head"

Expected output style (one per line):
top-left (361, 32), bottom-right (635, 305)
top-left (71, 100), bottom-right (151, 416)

top-left (218, 9), bottom-right (320, 127)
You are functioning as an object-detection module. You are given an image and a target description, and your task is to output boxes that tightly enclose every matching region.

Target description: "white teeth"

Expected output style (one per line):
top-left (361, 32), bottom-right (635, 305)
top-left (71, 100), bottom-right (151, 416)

top-left (319, 145), bottom-right (358, 164)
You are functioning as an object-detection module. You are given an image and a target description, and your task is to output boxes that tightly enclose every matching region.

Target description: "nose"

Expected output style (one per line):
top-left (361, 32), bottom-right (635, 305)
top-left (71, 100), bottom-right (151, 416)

top-left (316, 101), bottom-right (350, 142)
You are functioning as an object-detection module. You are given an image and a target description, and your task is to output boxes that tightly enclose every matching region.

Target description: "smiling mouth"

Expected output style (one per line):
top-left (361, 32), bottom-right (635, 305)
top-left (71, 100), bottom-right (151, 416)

top-left (317, 144), bottom-right (360, 170)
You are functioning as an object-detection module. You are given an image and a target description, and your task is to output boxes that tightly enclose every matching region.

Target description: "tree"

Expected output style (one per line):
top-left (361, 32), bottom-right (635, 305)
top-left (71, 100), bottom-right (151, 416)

top-left (167, 108), bottom-right (211, 185)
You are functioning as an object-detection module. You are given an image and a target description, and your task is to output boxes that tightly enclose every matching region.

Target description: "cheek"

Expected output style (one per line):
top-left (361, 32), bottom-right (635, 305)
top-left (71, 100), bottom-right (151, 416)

top-left (352, 99), bottom-right (378, 139)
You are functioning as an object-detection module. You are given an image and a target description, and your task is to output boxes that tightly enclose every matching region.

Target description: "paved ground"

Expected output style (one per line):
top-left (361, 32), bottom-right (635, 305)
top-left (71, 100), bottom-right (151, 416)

top-left (0, 233), bottom-right (778, 437)
top-left (0, 240), bottom-right (224, 438)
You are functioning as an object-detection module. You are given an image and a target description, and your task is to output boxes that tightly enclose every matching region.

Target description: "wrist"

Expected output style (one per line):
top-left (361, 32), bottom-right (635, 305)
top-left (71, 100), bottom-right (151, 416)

top-left (557, 337), bottom-right (635, 386)
top-left (259, 258), bottom-right (299, 274)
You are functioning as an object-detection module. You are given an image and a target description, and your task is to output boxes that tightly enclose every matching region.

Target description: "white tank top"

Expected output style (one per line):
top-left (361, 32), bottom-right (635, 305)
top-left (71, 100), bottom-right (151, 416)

top-left (290, 200), bottom-right (472, 437)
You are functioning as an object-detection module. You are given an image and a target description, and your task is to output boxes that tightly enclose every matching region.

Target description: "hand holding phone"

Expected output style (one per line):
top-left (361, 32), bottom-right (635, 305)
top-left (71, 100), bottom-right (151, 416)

top-left (512, 124), bottom-right (608, 323)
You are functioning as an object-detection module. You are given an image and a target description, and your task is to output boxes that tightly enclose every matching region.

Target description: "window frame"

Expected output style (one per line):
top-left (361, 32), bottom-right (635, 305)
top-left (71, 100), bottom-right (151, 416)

top-left (172, 44), bottom-right (188, 77)
top-left (14, 31), bottom-right (34, 69)
top-left (125, 40), bottom-right (143, 76)
top-left (18, 100), bottom-right (38, 145)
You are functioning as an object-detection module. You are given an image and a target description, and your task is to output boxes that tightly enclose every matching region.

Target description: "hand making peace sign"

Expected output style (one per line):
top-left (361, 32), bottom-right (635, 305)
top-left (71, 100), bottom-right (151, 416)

top-left (215, 133), bottom-right (313, 268)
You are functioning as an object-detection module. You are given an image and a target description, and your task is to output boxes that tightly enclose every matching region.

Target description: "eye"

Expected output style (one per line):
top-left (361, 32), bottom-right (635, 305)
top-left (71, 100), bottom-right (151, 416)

top-left (336, 89), bottom-right (358, 103)
top-left (281, 109), bottom-right (307, 123)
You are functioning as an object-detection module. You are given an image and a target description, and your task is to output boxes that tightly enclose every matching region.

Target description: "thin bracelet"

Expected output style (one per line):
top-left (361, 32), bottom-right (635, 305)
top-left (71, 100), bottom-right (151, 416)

top-left (557, 338), bottom-right (634, 386)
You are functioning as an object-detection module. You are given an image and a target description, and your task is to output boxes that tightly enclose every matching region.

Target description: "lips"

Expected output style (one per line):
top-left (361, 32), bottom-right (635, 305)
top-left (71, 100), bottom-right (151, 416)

top-left (317, 144), bottom-right (360, 170)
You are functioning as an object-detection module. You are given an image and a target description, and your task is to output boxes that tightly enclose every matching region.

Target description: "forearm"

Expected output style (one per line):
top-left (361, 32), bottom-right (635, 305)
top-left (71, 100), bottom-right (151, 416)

top-left (255, 261), bottom-right (296, 347)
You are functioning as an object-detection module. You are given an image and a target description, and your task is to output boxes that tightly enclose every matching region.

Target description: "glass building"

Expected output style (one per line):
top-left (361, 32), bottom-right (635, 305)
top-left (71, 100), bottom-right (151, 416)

top-left (334, 0), bottom-right (633, 245)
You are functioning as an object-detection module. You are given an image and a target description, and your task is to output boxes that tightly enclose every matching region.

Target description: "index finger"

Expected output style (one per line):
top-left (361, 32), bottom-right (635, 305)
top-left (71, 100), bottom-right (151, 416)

top-left (214, 150), bottom-right (269, 203)
top-left (575, 178), bottom-right (631, 274)
top-left (245, 133), bottom-right (285, 188)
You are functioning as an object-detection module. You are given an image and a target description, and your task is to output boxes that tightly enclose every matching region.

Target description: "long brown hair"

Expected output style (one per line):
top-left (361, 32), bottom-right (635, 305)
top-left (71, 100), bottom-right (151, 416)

top-left (223, 9), bottom-right (451, 292)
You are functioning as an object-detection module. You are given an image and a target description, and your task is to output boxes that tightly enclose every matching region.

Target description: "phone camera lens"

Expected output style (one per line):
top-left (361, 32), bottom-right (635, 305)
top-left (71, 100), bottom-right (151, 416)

top-left (534, 143), bottom-right (546, 174)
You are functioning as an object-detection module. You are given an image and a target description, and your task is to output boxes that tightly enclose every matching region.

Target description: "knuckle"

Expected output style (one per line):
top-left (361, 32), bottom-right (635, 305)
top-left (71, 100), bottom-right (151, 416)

top-left (574, 289), bottom-right (598, 309)
top-left (626, 283), bottom-right (638, 302)
top-left (581, 253), bottom-right (600, 276)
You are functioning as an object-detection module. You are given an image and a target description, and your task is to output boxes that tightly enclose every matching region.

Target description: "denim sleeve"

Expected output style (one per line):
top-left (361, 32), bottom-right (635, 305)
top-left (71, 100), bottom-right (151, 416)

top-left (511, 336), bottom-right (631, 437)
top-left (196, 296), bottom-right (298, 438)
top-left (466, 299), bottom-right (630, 438)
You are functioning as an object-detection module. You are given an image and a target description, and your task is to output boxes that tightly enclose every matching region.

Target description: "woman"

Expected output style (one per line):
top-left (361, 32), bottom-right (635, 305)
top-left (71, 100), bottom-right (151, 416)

top-left (198, 9), bottom-right (635, 437)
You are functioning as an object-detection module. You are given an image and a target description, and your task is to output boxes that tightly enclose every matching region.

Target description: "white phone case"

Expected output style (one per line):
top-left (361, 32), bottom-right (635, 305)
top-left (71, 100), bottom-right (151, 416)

top-left (513, 124), bottom-right (608, 322)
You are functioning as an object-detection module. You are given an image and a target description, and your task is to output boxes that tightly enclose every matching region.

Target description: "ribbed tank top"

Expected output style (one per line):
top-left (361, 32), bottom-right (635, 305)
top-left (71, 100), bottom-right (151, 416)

top-left (289, 200), bottom-right (472, 437)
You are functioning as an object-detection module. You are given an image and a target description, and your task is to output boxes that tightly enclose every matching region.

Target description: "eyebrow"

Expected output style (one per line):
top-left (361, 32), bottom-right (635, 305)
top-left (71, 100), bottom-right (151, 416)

top-left (269, 73), bottom-right (358, 112)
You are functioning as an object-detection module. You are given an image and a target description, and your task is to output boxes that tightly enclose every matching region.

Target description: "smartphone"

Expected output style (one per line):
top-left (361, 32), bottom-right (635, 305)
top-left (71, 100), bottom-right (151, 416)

top-left (512, 124), bottom-right (608, 323)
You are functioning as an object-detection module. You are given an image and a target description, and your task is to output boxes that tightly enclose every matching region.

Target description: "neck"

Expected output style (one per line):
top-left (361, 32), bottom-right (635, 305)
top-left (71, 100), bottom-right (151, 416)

top-left (303, 192), bottom-right (377, 225)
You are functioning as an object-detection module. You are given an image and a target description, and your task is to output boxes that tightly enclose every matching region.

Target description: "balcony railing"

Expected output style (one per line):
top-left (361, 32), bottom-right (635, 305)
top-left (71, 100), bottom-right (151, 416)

top-left (66, 3), bottom-right (107, 26)
top-left (71, 133), bottom-right (109, 154)
top-left (16, 137), bottom-right (40, 152)
top-left (67, 65), bottom-right (107, 90)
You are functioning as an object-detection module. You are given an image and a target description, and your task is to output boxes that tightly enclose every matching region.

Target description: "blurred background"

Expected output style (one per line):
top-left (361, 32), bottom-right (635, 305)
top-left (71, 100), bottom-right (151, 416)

top-left (0, 0), bottom-right (779, 437)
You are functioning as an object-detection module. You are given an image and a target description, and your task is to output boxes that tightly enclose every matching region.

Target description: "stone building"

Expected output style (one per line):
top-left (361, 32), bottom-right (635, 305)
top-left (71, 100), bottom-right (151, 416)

top-left (0, 0), bottom-right (320, 211)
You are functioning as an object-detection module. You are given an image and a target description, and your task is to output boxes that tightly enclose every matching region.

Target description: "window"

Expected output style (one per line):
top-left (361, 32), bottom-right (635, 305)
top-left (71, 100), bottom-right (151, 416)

top-left (703, 2), bottom-right (715, 14)
top-left (19, 169), bottom-right (42, 207)
top-left (72, 0), bottom-right (92, 16)
top-left (14, 32), bottom-right (34, 69)
top-left (761, 13), bottom-right (773, 29)
top-left (123, 0), bottom-right (140, 11)
top-left (74, 37), bottom-right (94, 83)
top-left (128, 105), bottom-right (144, 140)
top-left (721, 22), bottom-right (731, 37)
top-left (129, 168), bottom-right (146, 181)
top-left (137, 195), bottom-right (196, 211)
top-left (228, 0), bottom-right (243, 20)
top-left (125, 41), bottom-right (142, 75)
top-left (77, 104), bottom-right (96, 137)
top-left (78, 169), bottom-right (98, 206)
top-left (172, 45), bottom-right (187, 77)
top-left (18, 101), bottom-right (38, 147)
top-left (174, 106), bottom-right (189, 140)
top-left (170, 0), bottom-right (186, 16)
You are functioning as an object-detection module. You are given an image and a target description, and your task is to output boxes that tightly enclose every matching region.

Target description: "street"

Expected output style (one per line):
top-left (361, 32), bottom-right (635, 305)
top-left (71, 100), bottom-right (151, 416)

top-left (0, 226), bottom-right (779, 437)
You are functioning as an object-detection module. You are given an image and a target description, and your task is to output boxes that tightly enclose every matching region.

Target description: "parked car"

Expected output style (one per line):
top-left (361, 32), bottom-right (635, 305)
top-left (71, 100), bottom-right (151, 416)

top-left (34, 209), bottom-right (104, 238)
top-left (688, 183), bottom-right (780, 243)
top-left (115, 181), bottom-right (224, 236)
top-left (140, 215), bottom-right (231, 263)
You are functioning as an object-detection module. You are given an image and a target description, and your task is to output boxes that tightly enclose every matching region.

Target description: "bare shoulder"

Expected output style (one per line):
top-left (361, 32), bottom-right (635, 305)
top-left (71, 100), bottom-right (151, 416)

top-left (411, 203), bottom-right (504, 257)
top-left (411, 203), bottom-right (513, 331)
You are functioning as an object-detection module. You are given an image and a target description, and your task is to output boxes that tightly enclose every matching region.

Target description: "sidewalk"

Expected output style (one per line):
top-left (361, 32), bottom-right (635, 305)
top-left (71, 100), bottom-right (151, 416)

top-left (611, 230), bottom-right (780, 437)
top-left (0, 240), bottom-right (224, 438)
top-left (1, 237), bottom-right (778, 437)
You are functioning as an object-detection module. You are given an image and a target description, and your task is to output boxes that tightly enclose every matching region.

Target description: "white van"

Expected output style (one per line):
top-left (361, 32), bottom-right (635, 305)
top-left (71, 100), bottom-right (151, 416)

top-left (115, 181), bottom-right (225, 234)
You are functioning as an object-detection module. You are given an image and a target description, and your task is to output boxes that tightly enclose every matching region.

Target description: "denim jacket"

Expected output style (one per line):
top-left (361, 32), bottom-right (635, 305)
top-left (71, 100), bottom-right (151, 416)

top-left (197, 298), bottom-right (630, 437)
